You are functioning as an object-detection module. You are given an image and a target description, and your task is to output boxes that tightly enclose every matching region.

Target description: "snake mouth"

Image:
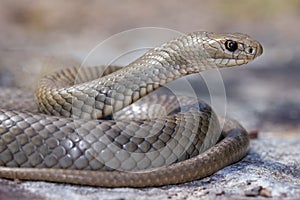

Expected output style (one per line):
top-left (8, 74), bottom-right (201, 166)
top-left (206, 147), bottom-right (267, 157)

top-left (207, 58), bottom-right (249, 67)
top-left (230, 59), bottom-right (249, 66)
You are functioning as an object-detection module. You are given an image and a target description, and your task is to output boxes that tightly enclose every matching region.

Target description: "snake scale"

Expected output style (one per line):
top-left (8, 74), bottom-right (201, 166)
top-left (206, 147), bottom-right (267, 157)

top-left (0, 31), bottom-right (263, 187)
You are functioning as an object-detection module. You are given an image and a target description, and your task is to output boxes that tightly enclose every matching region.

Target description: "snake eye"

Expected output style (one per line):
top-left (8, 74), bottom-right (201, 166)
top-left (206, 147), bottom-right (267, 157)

top-left (225, 40), bottom-right (238, 52)
top-left (249, 47), bottom-right (253, 54)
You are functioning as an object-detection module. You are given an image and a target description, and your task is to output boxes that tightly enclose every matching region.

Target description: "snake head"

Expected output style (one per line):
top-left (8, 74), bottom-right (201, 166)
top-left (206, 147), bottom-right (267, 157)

top-left (202, 32), bottom-right (263, 67)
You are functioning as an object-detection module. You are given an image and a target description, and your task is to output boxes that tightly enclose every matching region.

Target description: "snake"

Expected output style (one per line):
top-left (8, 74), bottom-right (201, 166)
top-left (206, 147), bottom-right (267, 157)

top-left (0, 31), bottom-right (263, 187)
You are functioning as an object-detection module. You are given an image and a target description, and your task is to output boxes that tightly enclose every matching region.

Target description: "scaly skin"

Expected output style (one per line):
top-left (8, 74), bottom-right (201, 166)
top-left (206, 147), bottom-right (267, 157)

top-left (0, 31), bottom-right (263, 187)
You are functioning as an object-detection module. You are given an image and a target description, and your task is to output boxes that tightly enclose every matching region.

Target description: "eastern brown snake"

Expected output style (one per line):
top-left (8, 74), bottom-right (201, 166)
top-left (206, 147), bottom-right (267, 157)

top-left (0, 31), bottom-right (263, 187)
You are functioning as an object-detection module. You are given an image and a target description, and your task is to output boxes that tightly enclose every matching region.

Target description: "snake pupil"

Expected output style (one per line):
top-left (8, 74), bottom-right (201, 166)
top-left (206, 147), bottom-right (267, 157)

top-left (249, 47), bottom-right (253, 54)
top-left (225, 40), bottom-right (238, 52)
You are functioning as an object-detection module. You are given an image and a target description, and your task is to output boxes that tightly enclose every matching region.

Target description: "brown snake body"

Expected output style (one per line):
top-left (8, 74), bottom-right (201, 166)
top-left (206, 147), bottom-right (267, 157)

top-left (0, 31), bottom-right (263, 187)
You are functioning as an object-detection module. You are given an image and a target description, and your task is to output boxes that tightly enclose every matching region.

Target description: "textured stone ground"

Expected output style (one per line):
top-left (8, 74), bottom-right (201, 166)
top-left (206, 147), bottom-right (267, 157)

top-left (0, 1), bottom-right (299, 199)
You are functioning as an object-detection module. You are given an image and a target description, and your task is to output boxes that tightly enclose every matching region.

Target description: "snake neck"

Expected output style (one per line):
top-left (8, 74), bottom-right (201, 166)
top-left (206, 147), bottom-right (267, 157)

top-left (36, 34), bottom-right (212, 119)
top-left (35, 31), bottom-right (263, 119)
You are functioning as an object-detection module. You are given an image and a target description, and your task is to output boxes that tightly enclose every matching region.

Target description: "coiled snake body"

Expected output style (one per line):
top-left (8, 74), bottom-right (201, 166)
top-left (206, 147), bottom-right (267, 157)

top-left (0, 31), bottom-right (263, 187)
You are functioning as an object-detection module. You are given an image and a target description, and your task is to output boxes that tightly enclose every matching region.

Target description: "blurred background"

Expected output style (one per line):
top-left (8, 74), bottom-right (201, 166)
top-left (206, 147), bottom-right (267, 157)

top-left (0, 1), bottom-right (300, 199)
top-left (0, 0), bottom-right (299, 136)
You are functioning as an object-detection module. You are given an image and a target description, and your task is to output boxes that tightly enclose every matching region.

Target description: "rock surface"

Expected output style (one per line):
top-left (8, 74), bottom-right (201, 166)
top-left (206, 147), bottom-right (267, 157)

top-left (0, 1), bottom-right (299, 199)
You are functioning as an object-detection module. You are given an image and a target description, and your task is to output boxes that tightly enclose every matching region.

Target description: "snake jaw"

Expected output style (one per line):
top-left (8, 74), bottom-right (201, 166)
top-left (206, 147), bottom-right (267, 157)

top-left (205, 58), bottom-right (248, 68)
